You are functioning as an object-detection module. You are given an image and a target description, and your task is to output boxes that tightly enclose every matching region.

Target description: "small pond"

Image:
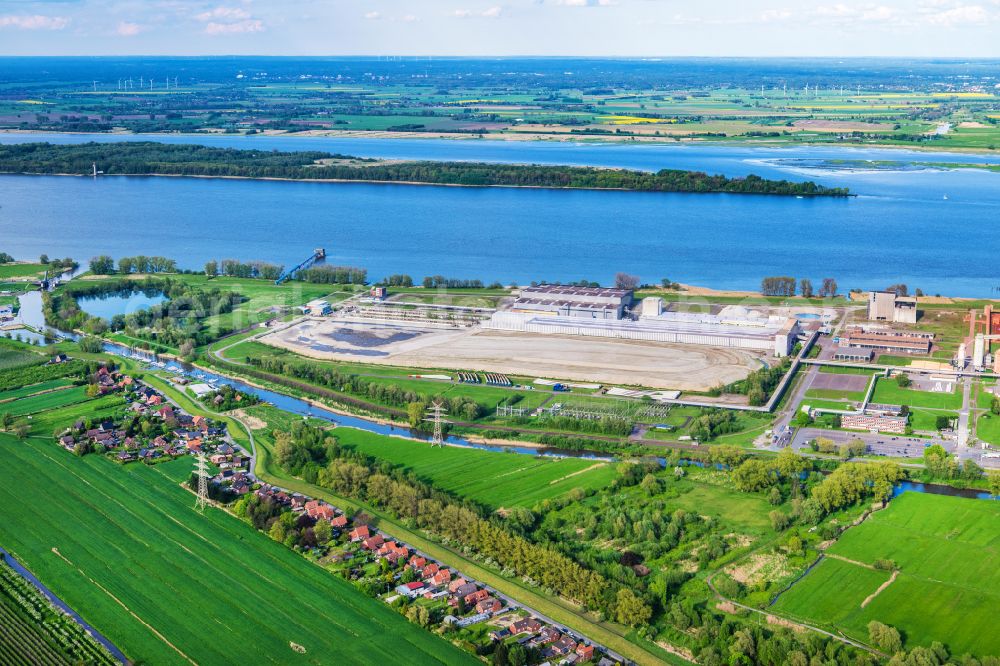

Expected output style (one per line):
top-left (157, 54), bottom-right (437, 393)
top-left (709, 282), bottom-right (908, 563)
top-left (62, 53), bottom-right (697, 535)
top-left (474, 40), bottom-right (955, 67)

top-left (78, 290), bottom-right (166, 320)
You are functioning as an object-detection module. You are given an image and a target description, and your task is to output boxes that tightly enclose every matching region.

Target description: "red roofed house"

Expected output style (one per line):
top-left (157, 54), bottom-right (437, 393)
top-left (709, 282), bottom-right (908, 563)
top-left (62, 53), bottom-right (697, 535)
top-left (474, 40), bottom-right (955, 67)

top-left (362, 535), bottom-right (385, 551)
top-left (463, 589), bottom-right (489, 606)
top-left (431, 569), bottom-right (452, 587)
top-left (331, 515), bottom-right (349, 529)
top-left (448, 577), bottom-right (468, 593)
top-left (421, 563), bottom-right (440, 579)
top-left (475, 597), bottom-right (502, 614)
top-left (185, 438), bottom-right (203, 452)
top-left (349, 525), bottom-right (370, 542)
top-left (576, 644), bottom-right (595, 662)
top-left (408, 555), bottom-right (427, 571)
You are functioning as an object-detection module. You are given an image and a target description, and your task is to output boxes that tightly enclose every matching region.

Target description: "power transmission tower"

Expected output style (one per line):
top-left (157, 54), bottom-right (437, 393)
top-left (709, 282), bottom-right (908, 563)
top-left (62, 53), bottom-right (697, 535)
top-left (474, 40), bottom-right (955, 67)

top-left (194, 452), bottom-right (211, 511)
top-left (424, 401), bottom-right (448, 446)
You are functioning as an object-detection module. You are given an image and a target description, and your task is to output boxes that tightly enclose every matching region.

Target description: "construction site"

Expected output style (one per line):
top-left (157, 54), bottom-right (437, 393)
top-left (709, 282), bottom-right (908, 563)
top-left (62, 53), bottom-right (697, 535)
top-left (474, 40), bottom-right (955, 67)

top-left (257, 285), bottom-right (804, 391)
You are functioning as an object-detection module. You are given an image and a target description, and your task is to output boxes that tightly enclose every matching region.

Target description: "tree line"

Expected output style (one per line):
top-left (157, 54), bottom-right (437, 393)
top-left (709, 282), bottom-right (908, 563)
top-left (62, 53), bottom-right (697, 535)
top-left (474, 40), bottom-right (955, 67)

top-left (273, 421), bottom-right (653, 625)
top-left (0, 142), bottom-right (851, 197)
top-left (761, 276), bottom-right (838, 297)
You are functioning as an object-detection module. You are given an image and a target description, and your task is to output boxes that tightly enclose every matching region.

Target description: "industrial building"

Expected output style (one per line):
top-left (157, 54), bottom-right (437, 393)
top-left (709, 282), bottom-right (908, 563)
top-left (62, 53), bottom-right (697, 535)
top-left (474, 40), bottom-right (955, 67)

top-left (841, 404), bottom-right (908, 434)
top-left (840, 326), bottom-right (932, 355)
top-left (867, 291), bottom-right (918, 324)
top-left (488, 301), bottom-right (800, 356)
top-left (510, 285), bottom-right (633, 320)
top-left (833, 347), bottom-right (874, 362)
top-left (299, 299), bottom-right (332, 316)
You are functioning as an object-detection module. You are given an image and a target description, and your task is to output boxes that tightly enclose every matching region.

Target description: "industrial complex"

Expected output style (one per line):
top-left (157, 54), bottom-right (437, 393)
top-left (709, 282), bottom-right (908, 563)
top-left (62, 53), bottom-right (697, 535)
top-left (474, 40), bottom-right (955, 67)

top-left (489, 286), bottom-right (802, 357)
top-left (866, 290), bottom-right (918, 324)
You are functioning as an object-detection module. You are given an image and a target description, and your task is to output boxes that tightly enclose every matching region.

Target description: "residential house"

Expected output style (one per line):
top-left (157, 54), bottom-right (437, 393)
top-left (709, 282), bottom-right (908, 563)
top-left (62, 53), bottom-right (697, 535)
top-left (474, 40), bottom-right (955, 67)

top-left (533, 626), bottom-right (561, 647)
top-left (350, 525), bottom-right (370, 542)
top-left (430, 569), bottom-right (452, 587)
top-left (547, 636), bottom-right (577, 657)
top-left (510, 618), bottom-right (542, 636)
top-left (490, 628), bottom-right (511, 642)
top-left (361, 535), bottom-right (385, 551)
top-left (463, 589), bottom-right (490, 607)
top-left (576, 644), bottom-right (595, 662)
top-left (475, 597), bottom-right (502, 614)
top-left (395, 581), bottom-right (426, 598)
top-left (448, 578), bottom-right (468, 594)
top-left (330, 515), bottom-right (349, 529)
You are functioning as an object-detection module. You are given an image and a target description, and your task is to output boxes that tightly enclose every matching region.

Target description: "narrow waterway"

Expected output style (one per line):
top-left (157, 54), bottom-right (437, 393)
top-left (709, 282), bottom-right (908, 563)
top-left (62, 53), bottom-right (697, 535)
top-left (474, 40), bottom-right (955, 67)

top-left (98, 343), bottom-right (1000, 501)
top-left (0, 548), bottom-right (127, 664)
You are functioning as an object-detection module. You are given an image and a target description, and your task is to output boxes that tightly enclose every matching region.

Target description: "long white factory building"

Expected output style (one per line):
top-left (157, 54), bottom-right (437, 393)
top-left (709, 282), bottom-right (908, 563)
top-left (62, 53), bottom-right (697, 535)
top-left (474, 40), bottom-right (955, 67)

top-left (486, 306), bottom-right (800, 356)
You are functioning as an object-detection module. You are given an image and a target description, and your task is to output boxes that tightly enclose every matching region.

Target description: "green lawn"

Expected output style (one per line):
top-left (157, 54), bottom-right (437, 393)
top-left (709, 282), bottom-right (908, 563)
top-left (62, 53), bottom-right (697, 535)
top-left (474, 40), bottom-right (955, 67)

top-left (871, 378), bottom-right (962, 410)
top-left (804, 388), bottom-right (866, 402)
top-left (333, 427), bottom-right (619, 508)
top-left (976, 412), bottom-right (1000, 445)
top-left (0, 434), bottom-right (474, 666)
top-left (773, 492), bottom-right (1000, 656)
top-left (773, 557), bottom-right (889, 624)
top-left (0, 262), bottom-right (47, 279)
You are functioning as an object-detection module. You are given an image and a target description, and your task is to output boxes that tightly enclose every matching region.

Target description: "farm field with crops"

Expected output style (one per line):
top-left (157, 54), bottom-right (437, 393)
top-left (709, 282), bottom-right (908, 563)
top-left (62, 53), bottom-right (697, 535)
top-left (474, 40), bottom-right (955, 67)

top-left (0, 433), bottom-right (474, 666)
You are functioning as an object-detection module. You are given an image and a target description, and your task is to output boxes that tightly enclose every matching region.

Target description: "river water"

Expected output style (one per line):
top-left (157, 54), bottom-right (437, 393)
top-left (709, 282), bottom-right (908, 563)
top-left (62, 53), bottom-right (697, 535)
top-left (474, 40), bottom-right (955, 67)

top-left (2, 133), bottom-right (1000, 296)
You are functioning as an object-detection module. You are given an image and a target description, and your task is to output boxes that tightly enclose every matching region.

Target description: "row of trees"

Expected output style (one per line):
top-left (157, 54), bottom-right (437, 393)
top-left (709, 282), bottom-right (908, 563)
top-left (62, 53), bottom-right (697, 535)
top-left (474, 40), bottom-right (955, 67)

top-left (205, 259), bottom-right (284, 281)
top-left (0, 142), bottom-right (851, 196)
top-left (299, 265), bottom-right (368, 284)
top-left (760, 276), bottom-right (838, 298)
top-left (725, 357), bottom-right (792, 406)
top-left (421, 275), bottom-right (485, 289)
top-left (246, 355), bottom-right (483, 420)
top-left (89, 255), bottom-right (176, 275)
top-left (274, 422), bottom-right (652, 626)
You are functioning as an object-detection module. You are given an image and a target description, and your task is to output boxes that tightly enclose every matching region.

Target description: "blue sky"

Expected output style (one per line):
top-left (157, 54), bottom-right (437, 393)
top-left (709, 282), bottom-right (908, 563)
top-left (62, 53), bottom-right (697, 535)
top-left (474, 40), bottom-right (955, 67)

top-left (1, 0), bottom-right (999, 56)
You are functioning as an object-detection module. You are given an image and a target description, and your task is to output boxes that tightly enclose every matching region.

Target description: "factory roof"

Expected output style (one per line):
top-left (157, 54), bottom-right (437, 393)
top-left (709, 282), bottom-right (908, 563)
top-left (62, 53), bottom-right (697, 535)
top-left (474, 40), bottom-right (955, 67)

top-left (842, 333), bottom-right (931, 350)
top-left (513, 298), bottom-right (618, 311)
top-left (519, 312), bottom-right (794, 342)
top-left (520, 285), bottom-right (632, 299)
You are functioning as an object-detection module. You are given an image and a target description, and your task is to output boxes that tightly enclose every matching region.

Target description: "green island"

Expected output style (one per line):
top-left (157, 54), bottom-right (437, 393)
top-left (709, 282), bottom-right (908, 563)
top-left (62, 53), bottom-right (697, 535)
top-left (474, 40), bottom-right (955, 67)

top-left (0, 142), bottom-right (850, 196)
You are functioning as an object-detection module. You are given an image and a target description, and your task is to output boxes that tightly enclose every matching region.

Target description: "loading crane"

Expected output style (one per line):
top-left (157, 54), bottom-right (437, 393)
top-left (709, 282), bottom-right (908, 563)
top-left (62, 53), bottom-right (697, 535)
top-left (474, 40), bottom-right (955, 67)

top-left (275, 248), bottom-right (326, 285)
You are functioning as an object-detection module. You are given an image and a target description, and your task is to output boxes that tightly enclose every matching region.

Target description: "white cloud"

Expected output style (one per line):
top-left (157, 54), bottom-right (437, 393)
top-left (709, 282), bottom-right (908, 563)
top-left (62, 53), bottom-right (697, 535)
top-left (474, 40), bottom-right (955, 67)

top-left (553, 0), bottom-right (617, 6)
top-left (923, 4), bottom-right (992, 24)
top-left (116, 20), bottom-right (143, 36)
top-left (204, 19), bottom-right (264, 34)
top-left (0, 14), bottom-right (69, 30)
top-left (364, 11), bottom-right (382, 20)
top-left (195, 7), bottom-right (250, 22)
top-left (453, 6), bottom-right (503, 18)
top-left (760, 8), bottom-right (793, 21)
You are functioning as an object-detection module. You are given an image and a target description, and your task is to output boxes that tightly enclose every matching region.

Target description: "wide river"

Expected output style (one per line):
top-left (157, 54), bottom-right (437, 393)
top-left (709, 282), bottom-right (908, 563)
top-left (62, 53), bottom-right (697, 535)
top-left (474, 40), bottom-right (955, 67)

top-left (2, 132), bottom-right (1000, 295)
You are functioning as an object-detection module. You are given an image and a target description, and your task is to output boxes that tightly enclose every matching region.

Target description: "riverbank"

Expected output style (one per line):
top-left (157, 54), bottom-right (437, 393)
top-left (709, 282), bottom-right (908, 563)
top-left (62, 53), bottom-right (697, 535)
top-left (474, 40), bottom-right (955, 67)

top-left (4, 127), bottom-right (1000, 158)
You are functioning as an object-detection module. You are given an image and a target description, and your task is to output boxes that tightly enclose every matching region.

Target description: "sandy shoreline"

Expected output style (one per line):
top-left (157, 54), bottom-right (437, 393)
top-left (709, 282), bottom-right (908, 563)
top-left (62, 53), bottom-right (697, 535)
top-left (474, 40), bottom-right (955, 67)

top-left (2, 127), bottom-right (999, 157)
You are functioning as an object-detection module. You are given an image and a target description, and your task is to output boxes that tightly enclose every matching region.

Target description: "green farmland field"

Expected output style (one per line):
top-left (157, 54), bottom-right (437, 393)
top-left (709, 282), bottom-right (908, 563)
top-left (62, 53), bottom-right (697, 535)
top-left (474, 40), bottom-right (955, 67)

top-left (773, 492), bottom-right (1000, 656)
top-left (0, 386), bottom-right (89, 416)
top-left (0, 347), bottom-right (44, 371)
top-left (0, 378), bottom-right (74, 402)
top-left (0, 435), bottom-right (474, 665)
top-left (334, 427), bottom-right (619, 508)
